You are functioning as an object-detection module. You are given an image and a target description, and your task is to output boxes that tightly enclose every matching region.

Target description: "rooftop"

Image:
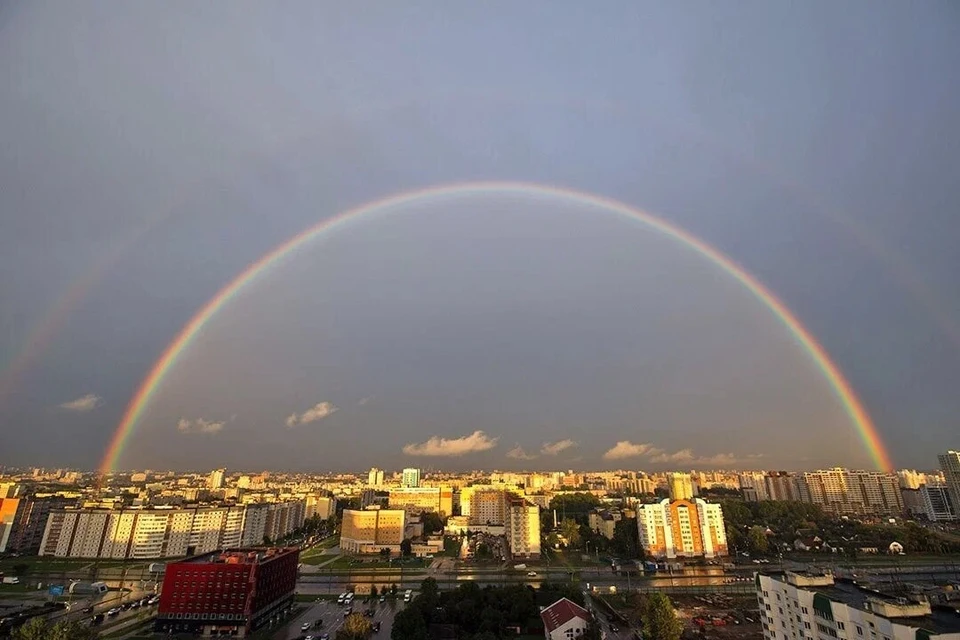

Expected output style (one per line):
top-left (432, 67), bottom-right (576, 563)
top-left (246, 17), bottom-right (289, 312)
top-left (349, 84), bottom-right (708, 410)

top-left (177, 547), bottom-right (298, 566)
top-left (540, 597), bottom-right (591, 633)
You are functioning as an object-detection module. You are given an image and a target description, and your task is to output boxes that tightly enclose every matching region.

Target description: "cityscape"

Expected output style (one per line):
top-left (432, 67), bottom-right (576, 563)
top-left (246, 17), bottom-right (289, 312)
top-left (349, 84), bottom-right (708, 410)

top-left (4, 3), bottom-right (960, 640)
top-left (1, 454), bottom-right (960, 638)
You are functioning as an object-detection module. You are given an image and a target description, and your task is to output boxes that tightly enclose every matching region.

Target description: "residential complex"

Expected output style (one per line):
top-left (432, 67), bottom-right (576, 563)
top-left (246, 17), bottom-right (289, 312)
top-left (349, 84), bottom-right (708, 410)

top-left (339, 507), bottom-right (406, 554)
top-left (802, 469), bottom-right (903, 516)
top-left (38, 501), bottom-right (305, 559)
top-left (757, 571), bottom-right (960, 640)
top-left (505, 494), bottom-right (541, 559)
top-left (939, 451), bottom-right (960, 514)
top-left (387, 486), bottom-right (453, 517)
top-left (668, 472), bottom-right (696, 500)
top-left (156, 547), bottom-right (299, 637)
top-left (636, 498), bottom-right (728, 559)
top-left (401, 468), bottom-right (421, 488)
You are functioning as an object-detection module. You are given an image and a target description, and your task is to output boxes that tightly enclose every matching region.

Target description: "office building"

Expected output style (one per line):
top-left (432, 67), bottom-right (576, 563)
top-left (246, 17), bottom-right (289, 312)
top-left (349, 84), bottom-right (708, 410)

top-left (208, 469), bottom-right (225, 490)
top-left (155, 547), bottom-right (299, 637)
top-left (668, 472), bottom-right (695, 501)
top-left (401, 468), bottom-right (421, 488)
top-left (367, 467), bottom-right (384, 487)
top-left (757, 571), bottom-right (960, 640)
top-left (636, 498), bottom-right (727, 559)
top-left (938, 451), bottom-right (960, 511)
top-left (339, 508), bottom-right (406, 554)
top-left (505, 495), bottom-right (540, 559)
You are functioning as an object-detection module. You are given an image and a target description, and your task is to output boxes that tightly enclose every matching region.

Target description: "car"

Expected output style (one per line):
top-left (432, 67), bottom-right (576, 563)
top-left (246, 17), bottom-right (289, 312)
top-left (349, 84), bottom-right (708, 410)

top-left (364, 609), bottom-right (375, 617)
top-left (313, 618), bottom-right (323, 627)
top-left (379, 595), bottom-right (385, 603)
top-left (321, 634), bottom-right (330, 640)
top-left (610, 625), bottom-right (619, 632)
top-left (106, 608), bottom-right (121, 617)
top-left (82, 606), bottom-right (94, 614)
top-left (373, 621), bottom-right (381, 633)
top-left (302, 622), bottom-right (312, 631)
top-left (527, 571), bottom-right (538, 577)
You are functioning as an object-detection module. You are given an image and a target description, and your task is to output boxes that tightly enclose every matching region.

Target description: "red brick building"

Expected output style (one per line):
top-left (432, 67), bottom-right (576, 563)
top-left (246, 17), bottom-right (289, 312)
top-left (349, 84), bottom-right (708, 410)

top-left (155, 547), bottom-right (299, 637)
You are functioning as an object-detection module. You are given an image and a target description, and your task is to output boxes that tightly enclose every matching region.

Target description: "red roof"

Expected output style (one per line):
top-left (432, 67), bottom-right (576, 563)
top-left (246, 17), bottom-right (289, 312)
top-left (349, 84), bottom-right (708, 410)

top-left (540, 597), bottom-right (591, 633)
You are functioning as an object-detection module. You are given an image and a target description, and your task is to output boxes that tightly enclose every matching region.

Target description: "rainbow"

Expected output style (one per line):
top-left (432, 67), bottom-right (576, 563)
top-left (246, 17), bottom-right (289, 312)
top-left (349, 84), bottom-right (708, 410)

top-left (99, 181), bottom-right (893, 474)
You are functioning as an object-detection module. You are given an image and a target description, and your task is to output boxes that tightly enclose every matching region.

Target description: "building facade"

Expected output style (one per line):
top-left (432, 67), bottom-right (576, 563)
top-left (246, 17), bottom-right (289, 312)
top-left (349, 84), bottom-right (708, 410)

top-left (39, 502), bottom-right (306, 559)
top-left (339, 508), bottom-right (405, 554)
top-left (156, 547), bottom-right (299, 637)
top-left (401, 468), bottom-right (421, 488)
top-left (803, 469), bottom-right (903, 515)
top-left (540, 598), bottom-right (592, 640)
top-left (505, 496), bottom-right (540, 559)
top-left (939, 451), bottom-right (960, 514)
top-left (668, 473), bottom-right (695, 501)
top-left (757, 572), bottom-right (960, 640)
top-left (636, 498), bottom-right (727, 559)
top-left (387, 487), bottom-right (453, 517)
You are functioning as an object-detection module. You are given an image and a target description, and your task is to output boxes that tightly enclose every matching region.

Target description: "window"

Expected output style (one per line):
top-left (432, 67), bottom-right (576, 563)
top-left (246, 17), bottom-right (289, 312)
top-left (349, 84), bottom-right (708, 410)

top-left (855, 626), bottom-right (862, 636)
top-left (837, 622), bottom-right (845, 630)
top-left (804, 622), bottom-right (811, 630)
top-left (802, 607), bottom-right (808, 614)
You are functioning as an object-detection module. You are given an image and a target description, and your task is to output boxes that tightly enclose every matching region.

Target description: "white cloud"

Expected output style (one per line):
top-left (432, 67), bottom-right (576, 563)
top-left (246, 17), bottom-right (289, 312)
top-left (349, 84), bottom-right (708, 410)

top-left (506, 445), bottom-right (537, 460)
top-left (357, 396), bottom-right (373, 406)
top-left (649, 448), bottom-right (696, 464)
top-left (286, 402), bottom-right (339, 428)
top-left (602, 441), bottom-right (657, 460)
top-left (403, 430), bottom-right (498, 457)
top-left (541, 439), bottom-right (577, 456)
top-left (177, 418), bottom-right (225, 434)
top-left (59, 394), bottom-right (102, 412)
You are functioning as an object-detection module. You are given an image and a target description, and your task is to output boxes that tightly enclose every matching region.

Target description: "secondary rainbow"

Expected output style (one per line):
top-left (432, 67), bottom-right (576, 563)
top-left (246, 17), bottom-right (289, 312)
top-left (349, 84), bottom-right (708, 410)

top-left (99, 181), bottom-right (894, 474)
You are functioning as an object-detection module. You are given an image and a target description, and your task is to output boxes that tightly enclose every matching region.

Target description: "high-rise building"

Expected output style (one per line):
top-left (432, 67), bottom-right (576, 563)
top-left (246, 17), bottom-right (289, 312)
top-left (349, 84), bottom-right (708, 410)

top-left (401, 468), bottom-right (421, 488)
top-left (339, 508), bottom-right (406, 554)
top-left (938, 451), bottom-right (960, 511)
top-left (757, 571), bottom-right (960, 640)
top-left (920, 483), bottom-right (956, 522)
top-left (39, 502), bottom-right (306, 559)
top-left (466, 488), bottom-right (507, 526)
top-left (0, 498), bottom-right (19, 552)
top-left (4, 496), bottom-right (75, 554)
top-left (803, 468), bottom-right (902, 515)
top-left (367, 467), bottom-right (385, 487)
top-left (636, 498), bottom-right (727, 559)
top-left (739, 472), bottom-right (770, 502)
top-left (505, 496), bottom-right (540, 559)
top-left (155, 547), bottom-right (299, 637)
top-left (668, 473), bottom-right (695, 501)
top-left (207, 469), bottom-right (226, 490)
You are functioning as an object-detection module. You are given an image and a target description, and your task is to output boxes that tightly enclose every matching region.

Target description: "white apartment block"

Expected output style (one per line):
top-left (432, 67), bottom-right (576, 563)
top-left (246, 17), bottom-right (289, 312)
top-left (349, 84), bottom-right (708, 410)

top-left (939, 451), bottom-right (960, 513)
top-left (757, 572), bottom-right (960, 640)
top-left (505, 496), bottom-right (540, 559)
top-left (803, 469), bottom-right (903, 515)
top-left (39, 501), bottom-right (305, 559)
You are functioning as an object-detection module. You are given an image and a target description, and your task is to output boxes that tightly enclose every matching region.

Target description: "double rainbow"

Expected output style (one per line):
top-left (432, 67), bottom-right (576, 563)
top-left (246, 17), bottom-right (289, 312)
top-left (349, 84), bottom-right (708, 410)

top-left (99, 181), bottom-right (893, 474)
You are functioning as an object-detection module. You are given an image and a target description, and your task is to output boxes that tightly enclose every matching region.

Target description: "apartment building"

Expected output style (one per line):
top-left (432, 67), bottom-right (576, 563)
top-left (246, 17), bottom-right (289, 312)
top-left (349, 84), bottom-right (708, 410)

top-left (387, 487), bottom-right (453, 517)
top-left (339, 507), bottom-right (406, 554)
top-left (757, 572), bottom-right (960, 640)
top-left (505, 496), bottom-right (540, 559)
top-left (803, 469), bottom-right (902, 515)
top-left (636, 498), bottom-right (727, 559)
top-left (401, 468), bottom-right (421, 488)
top-left (461, 487), bottom-right (507, 525)
top-left (939, 451), bottom-right (960, 512)
top-left (668, 473), bottom-right (695, 500)
top-left (39, 502), bottom-right (305, 559)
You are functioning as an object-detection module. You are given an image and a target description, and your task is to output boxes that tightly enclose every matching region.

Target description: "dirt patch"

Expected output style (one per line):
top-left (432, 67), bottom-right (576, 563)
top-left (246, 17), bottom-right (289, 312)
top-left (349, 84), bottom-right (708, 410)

top-left (672, 593), bottom-right (764, 640)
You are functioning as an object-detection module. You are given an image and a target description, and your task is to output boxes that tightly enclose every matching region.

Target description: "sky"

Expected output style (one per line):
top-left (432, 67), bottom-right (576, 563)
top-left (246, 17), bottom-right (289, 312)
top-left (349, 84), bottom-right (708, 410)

top-left (1, 1), bottom-right (959, 472)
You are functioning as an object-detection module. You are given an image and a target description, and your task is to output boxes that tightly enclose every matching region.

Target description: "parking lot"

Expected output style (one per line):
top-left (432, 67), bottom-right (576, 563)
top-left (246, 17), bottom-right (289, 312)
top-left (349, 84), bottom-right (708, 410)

top-left (276, 595), bottom-right (405, 640)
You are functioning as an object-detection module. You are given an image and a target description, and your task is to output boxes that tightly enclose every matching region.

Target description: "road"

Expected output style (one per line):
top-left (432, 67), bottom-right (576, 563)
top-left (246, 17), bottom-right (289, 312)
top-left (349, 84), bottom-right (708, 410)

top-left (584, 590), bottom-right (635, 640)
top-left (273, 597), bottom-right (403, 640)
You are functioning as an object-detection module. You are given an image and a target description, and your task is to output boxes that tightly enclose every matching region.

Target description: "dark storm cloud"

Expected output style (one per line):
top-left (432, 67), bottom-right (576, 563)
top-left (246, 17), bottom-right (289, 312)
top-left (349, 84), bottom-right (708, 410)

top-left (1, 1), bottom-right (958, 470)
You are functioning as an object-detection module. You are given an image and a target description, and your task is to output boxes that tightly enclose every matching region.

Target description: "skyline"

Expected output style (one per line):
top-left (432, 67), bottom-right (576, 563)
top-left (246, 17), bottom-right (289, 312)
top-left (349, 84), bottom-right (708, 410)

top-left (2, 3), bottom-right (960, 470)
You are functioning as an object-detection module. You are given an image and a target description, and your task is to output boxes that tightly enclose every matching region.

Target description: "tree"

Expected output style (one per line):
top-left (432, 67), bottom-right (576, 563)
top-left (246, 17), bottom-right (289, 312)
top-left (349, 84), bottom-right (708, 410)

top-left (11, 563), bottom-right (29, 577)
top-left (421, 511), bottom-right (445, 535)
top-left (391, 605), bottom-right (427, 640)
top-left (379, 547), bottom-right (391, 559)
top-left (13, 618), bottom-right (99, 640)
top-left (560, 519), bottom-right (582, 548)
top-left (612, 518), bottom-right (641, 559)
top-left (400, 538), bottom-right (413, 557)
top-left (582, 620), bottom-right (603, 640)
top-left (549, 493), bottom-right (601, 521)
top-left (370, 585), bottom-right (378, 598)
top-left (390, 583), bottom-right (398, 595)
top-left (642, 593), bottom-right (682, 640)
top-left (749, 526), bottom-right (770, 555)
top-left (338, 612), bottom-right (373, 639)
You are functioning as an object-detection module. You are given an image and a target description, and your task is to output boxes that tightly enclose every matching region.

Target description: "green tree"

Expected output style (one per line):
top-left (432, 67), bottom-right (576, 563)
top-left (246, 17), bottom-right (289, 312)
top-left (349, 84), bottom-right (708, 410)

top-left (582, 620), bottom-right (603, 640)
top-left (400, 538), bottom-right (413, 557)
top-left (11, 563), bottom-right (29, 577)
top-left (612, 518), bottom-right (642, 559)
top-left (338, 612), bottom-right (373, 639)
top-left (549, 493), bottom-right (601, 521)
top-left (421, 511), bottom-right (445, 534)
top-left (642, 593), bottom-right (682, 640)
top-left (13, 618), bottom-right (99, 640)
top-left (391, 605), bottom-right (428, 640)
top-left (749, 526), bottom-right (770, 555)
top-left (390, 583), bottom-right (398, 595)
top-left (379, 547), bottom-right (391, 559)
top-left (560, 519), bottom-right (582, 548)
